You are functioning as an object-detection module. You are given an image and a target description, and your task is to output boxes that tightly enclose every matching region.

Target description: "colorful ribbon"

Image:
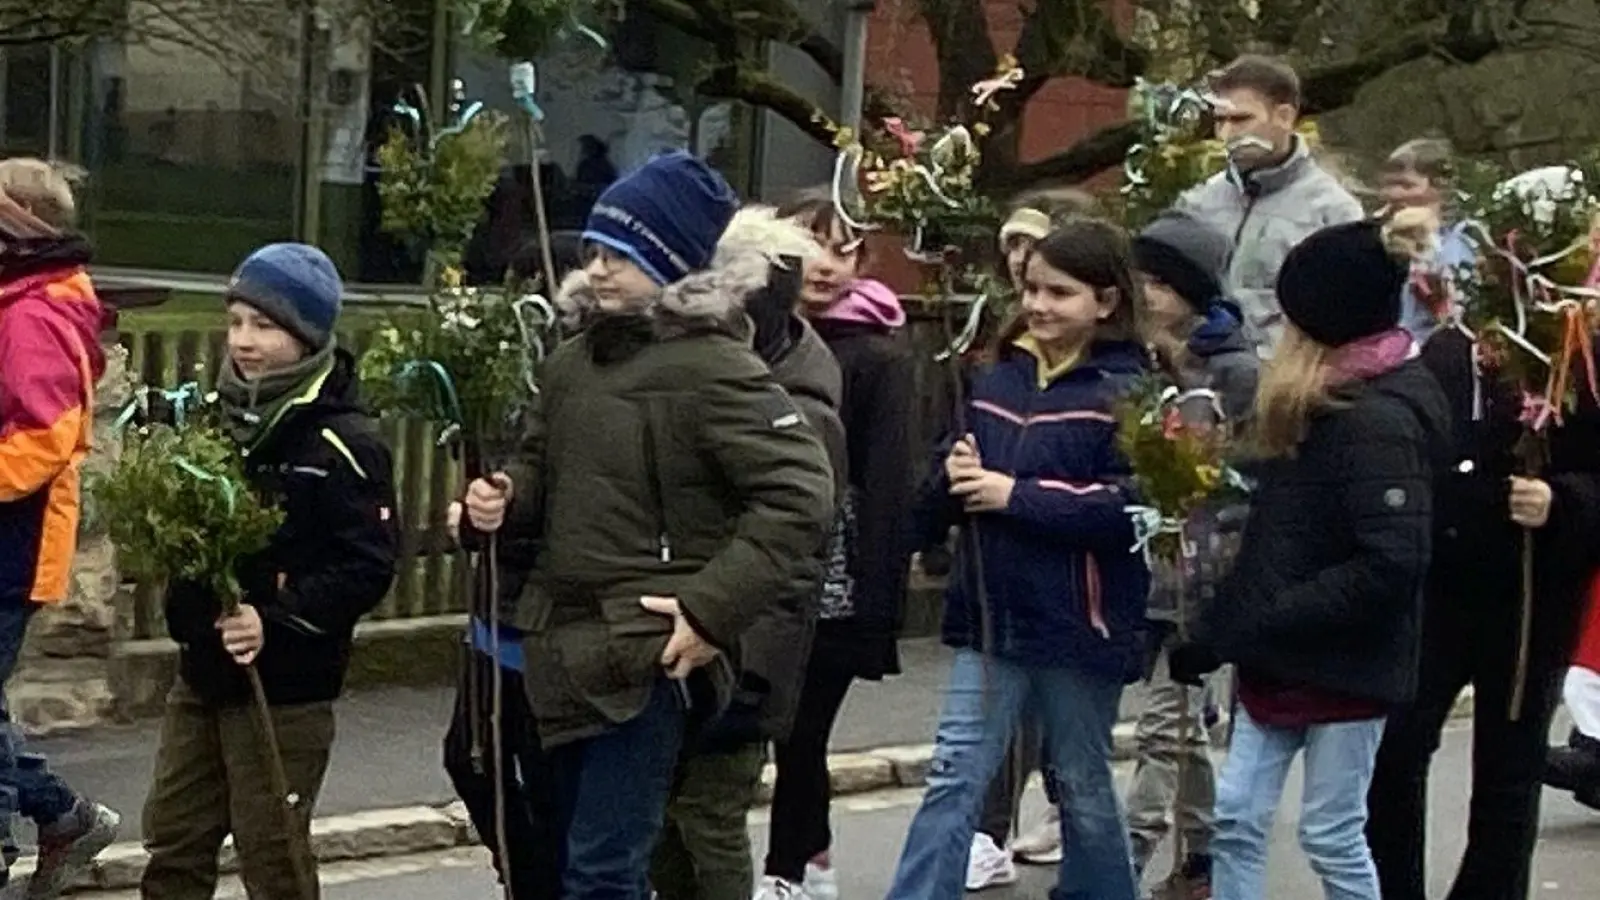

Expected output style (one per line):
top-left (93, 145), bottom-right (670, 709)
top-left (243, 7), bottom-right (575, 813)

top-left (113, 381), bottom-right (204, 431)
top-left (398, 359), bottom-right (467, 446)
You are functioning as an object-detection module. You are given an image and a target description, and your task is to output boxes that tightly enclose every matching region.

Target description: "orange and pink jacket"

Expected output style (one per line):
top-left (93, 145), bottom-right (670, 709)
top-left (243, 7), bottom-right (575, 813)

top-left (0, 265), bottom-right (106, 603)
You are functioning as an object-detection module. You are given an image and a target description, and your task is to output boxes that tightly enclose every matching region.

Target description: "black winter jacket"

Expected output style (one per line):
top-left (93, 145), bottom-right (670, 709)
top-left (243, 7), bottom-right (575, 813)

top-left (1421, 328), bottom-right (1600, 662)
top-left (166, 352), bottom-right (399, 706)
top-left (1198, 359), bottom-right (1452, 705)
top-left (810, 317), bottom-right (916, 679)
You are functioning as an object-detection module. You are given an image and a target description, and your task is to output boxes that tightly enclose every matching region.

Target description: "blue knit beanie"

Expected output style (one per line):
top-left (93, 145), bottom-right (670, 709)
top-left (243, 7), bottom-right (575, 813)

top-left (226, 243), bottom-right (344, 350)
top-left (582, 151), bottom-right (739, 285)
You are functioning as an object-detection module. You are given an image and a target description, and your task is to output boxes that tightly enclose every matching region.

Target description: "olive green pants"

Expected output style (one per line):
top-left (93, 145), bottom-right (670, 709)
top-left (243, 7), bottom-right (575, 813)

top-left (140, 682), bottom-right (336, 900)
top-left (651, 742), bottom-right (766, 900)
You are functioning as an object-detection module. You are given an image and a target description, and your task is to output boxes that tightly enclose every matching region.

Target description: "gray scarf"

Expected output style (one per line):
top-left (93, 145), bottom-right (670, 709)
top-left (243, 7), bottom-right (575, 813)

top-left (214, 343), bottom-right (336, 451)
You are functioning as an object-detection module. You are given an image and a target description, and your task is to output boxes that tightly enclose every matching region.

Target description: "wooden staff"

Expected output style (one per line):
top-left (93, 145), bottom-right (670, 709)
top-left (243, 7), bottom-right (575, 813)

top-left (222, 590), bottom-right (318, 900)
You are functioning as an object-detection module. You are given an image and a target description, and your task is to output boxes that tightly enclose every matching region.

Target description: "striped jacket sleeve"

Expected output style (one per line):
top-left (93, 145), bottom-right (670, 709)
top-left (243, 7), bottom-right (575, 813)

top-left (0, 309), bottom-right (88, 502)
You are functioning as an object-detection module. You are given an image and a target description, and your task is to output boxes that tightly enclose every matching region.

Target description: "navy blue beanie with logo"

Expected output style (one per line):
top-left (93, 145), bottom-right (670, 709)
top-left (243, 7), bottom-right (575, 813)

top-left (582, 151), bottom-right (739, 285)
top-left (226, 242), bottom-right (344, 350)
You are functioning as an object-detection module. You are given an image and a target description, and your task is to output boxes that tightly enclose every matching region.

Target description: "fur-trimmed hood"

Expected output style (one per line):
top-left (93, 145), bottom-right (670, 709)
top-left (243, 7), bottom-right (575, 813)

top-left (554, 205), bottom-right (822, 340)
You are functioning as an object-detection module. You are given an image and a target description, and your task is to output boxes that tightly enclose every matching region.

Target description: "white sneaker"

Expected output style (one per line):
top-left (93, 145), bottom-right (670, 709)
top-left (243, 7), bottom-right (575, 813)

top-left (753, 876), bottom-right (805, 900)
top-left (803, 861), bottom-right (839, 900)
top-left (965, 832), bottom-right (1019, 891)
top-left (1010, 808), bottom-right (1063, 865)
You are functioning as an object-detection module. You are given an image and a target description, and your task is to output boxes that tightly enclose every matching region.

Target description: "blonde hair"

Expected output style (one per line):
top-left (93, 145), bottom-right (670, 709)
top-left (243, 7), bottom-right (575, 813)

top-left (1251, 205), bottom-right (1435, 457)
top-left (0, 158), bottom-right (83, 228)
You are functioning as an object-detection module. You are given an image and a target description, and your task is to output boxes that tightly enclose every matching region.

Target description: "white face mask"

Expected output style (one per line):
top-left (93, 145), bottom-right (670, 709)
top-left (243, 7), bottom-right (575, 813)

top-left (1225, 134), bottom-right (1277, 169)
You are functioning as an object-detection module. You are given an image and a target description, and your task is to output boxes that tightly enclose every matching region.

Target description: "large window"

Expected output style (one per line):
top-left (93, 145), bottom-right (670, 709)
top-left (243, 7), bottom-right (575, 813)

top-left (12, 0), bottom-right (764, 282)
top-left (71, 11), bottom-right (304, 274)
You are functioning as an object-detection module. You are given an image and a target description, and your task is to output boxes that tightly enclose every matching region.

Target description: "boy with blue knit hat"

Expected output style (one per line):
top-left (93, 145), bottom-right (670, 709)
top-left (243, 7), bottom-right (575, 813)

top-left (139, 242), bottom-right (399, 899)
top-left (462, 152), bottom-right (834, 899)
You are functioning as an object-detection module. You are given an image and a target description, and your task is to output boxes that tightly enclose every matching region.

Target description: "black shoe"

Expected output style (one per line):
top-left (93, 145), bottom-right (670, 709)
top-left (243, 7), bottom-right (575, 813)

top-left (1545, 729), bottom-right (1600, 794)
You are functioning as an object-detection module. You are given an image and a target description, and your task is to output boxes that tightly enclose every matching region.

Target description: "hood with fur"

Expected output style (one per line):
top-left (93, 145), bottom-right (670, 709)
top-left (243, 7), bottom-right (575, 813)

top-left (554, 205), bottom-right (822, 341)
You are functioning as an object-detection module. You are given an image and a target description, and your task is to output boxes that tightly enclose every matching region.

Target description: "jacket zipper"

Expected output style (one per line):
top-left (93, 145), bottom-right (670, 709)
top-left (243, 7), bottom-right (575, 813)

top-left (1011, 368), bottom-right (1112, 640)
top-left (641, 416), bottom-right (672, 563)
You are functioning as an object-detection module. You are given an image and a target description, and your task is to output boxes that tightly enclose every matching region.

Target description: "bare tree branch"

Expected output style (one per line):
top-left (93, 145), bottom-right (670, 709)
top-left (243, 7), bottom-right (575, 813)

top-left (994, 18), bottom-right (1510, 190)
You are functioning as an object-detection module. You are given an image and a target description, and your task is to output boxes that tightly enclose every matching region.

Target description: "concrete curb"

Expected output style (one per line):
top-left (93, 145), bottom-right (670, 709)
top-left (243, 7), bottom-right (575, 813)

top-left (49, 689), bottom-right (1476, 893)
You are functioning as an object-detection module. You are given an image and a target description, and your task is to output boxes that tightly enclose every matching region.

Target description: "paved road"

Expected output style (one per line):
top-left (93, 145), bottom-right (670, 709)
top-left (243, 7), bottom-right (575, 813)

top-left (83, 724), bottom-right (1600, 899)
top-left (31, 639), bottom-right (1164, 843)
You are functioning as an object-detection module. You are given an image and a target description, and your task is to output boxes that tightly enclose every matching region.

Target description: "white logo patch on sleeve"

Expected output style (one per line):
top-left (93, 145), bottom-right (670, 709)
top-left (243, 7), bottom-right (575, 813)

top-left (772, 413), bottom-right (802, 428)
top-left (1383, 487), bottom-right (1408, 509)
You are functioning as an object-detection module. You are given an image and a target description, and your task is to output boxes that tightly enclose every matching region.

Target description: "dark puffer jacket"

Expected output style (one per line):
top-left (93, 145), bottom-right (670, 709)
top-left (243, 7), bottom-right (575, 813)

top-left (501, 243), bottom-right (836, 749)
top-left (925, 338), bottom-right (1152, 682)
top-left (1422, 328), bottom-right (1600, 674)
top-left (1198, 359), bottom-right (1452, 705)
top-left (166, 352), bottom-right (399, 706)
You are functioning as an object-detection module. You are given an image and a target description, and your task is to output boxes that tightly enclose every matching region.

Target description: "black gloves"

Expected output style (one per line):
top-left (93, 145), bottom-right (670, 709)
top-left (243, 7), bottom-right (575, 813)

top-left (1168, 641), bottom-right (1222, 687)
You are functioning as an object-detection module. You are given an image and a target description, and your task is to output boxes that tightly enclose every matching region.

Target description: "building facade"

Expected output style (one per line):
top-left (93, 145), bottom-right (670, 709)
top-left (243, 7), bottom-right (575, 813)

top-left (3, 0), bottom-right (1123, 284)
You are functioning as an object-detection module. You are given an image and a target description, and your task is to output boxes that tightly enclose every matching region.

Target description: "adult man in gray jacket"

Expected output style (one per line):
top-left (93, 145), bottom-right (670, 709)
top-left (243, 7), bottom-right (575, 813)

top-left (1179, 55), bottom-right (1364, 356)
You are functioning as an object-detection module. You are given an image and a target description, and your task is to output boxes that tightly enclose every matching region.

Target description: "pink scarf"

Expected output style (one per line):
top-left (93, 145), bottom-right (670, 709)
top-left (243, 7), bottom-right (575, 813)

top-left (1326, 328), bottom-right (1417, 385)
top-left (812, 279), bottom-right (906, 329)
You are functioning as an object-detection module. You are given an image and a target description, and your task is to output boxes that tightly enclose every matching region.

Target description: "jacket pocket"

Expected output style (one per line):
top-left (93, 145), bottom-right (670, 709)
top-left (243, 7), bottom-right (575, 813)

top-left (1083, 553), bottom-right (1111, 639)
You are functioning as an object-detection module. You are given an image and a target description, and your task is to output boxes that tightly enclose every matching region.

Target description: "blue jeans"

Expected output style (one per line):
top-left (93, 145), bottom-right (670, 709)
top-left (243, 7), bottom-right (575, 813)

top-left (548, 678), bottom-right (687, 900)
top-left (0, 600), bottom-right (77, 868)
top-left (1212, 707), bottom-right (1385, 900)
top-left (886, 649), bottom-right (1137, 900)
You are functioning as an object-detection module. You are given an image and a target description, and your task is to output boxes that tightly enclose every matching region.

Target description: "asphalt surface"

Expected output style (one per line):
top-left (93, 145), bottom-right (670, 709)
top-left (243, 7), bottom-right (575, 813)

top-left (82, 724), bottom-right (1600, 899)
top-left (27, 639), bottom-right (1157, 843)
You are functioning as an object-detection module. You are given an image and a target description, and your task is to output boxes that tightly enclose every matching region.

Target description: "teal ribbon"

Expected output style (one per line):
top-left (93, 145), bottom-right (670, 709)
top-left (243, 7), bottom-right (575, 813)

top-left (172, 456), bottom-right (238, 514)
top-left (398, 359), bottom-right (466, 446)
top-left (1126, 504), bottom-right (1185, 564)
top-left (113, 382), bottom-right (204, 431)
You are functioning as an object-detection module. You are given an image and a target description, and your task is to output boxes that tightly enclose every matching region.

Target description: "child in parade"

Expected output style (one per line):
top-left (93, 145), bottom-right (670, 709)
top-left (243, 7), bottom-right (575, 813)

top-left (1124, 209), bottom-right (1258, 898)
top-left (756, 192), bottom-right (916, 900)
top-left (650, 206), bottom-right (847, 900)
top-left (461, 152), bottom-right (833, 900)
top-left (1375, 138), bottom-right (1478, 343)
top-left (0, 158), bottom-right (121, 898)
top-left (139, 243), bottom-right (400, 898)
top-left (1365, 175), bottom-right (1600, 898)
top-left (966, 188), bottom-right (1103, 888)
top-left (887, 218), bottom-right (1151, 900)
top-left (443, 232), bottom-right (584, 900)
top-left (1170, 208), bottom-right (1450, 900)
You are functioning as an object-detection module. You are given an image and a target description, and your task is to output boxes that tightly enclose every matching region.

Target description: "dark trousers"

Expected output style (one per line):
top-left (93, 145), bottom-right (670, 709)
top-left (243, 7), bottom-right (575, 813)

top-left (140, 681), bottom-right (334, 899)
top-left (764, 660), bottom-right (855, 883)
top-left (443, 652), bottom-right (563, 900)
top-left (0, 599), bottom-right (77, 875)
top-left (977, 722), bottom-right (1041, 843)
top-left (547, 678), bottom-right (688, 900)
top-left (652, 743), bottom-right (767, 900)
top-left (1367, 586), bottom-right (1570, 900)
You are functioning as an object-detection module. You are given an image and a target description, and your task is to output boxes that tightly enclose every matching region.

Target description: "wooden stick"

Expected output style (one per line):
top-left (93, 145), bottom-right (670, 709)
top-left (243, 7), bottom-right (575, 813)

top-left (1509, 526), bottom-right (1536, 721)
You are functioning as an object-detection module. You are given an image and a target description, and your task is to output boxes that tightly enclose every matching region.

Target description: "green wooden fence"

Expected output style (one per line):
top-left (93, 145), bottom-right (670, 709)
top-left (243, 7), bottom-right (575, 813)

top-left (117, 297), bottom-right (964, 640)
top-left (117, 321), bottom-right (470, 639)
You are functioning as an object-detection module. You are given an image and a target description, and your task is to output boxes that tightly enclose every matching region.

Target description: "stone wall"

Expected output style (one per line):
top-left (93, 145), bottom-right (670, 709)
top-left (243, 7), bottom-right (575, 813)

top-left (10, 340), bottom-right (130, 734)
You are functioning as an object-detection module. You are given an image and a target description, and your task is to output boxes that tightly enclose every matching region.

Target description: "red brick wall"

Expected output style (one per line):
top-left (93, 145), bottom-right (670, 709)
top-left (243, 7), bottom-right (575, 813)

top-left (859, 0), bottom-right (1131, 292)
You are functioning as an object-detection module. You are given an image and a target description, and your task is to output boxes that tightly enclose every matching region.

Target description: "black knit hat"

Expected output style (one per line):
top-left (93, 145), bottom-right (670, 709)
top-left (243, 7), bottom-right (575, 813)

top-left (1132, 211), bottom-right (1231, 311)
top-left (1277, 220), bottom-right (1406, 348)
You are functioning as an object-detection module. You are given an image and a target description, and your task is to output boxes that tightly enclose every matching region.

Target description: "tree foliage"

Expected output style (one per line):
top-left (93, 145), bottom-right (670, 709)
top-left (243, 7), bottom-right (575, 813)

top-left (12, 0), bottom-right (1569, 187)
top-left (480, 0), bottom-right (1551, 188)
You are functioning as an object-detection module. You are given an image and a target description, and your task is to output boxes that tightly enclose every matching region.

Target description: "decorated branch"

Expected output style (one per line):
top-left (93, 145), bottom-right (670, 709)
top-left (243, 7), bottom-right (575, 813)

top-left (365, 78), bottom-right (555, 469)
top-left (1453, 156), bottom-right (1600, 436)
top-left (376, 80), bottom-right (509, 278)
top-left (827, 56), bottom-right (1024, 268)
top-left (1113, 376), bottom-right (1245, 563)
top-left (90, 386), bottom-right (282, 600)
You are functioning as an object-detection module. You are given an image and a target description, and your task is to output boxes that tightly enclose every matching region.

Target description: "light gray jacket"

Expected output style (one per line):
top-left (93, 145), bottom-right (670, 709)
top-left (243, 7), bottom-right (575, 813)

top-left (1177, 137), bottom-right (1364, 354)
